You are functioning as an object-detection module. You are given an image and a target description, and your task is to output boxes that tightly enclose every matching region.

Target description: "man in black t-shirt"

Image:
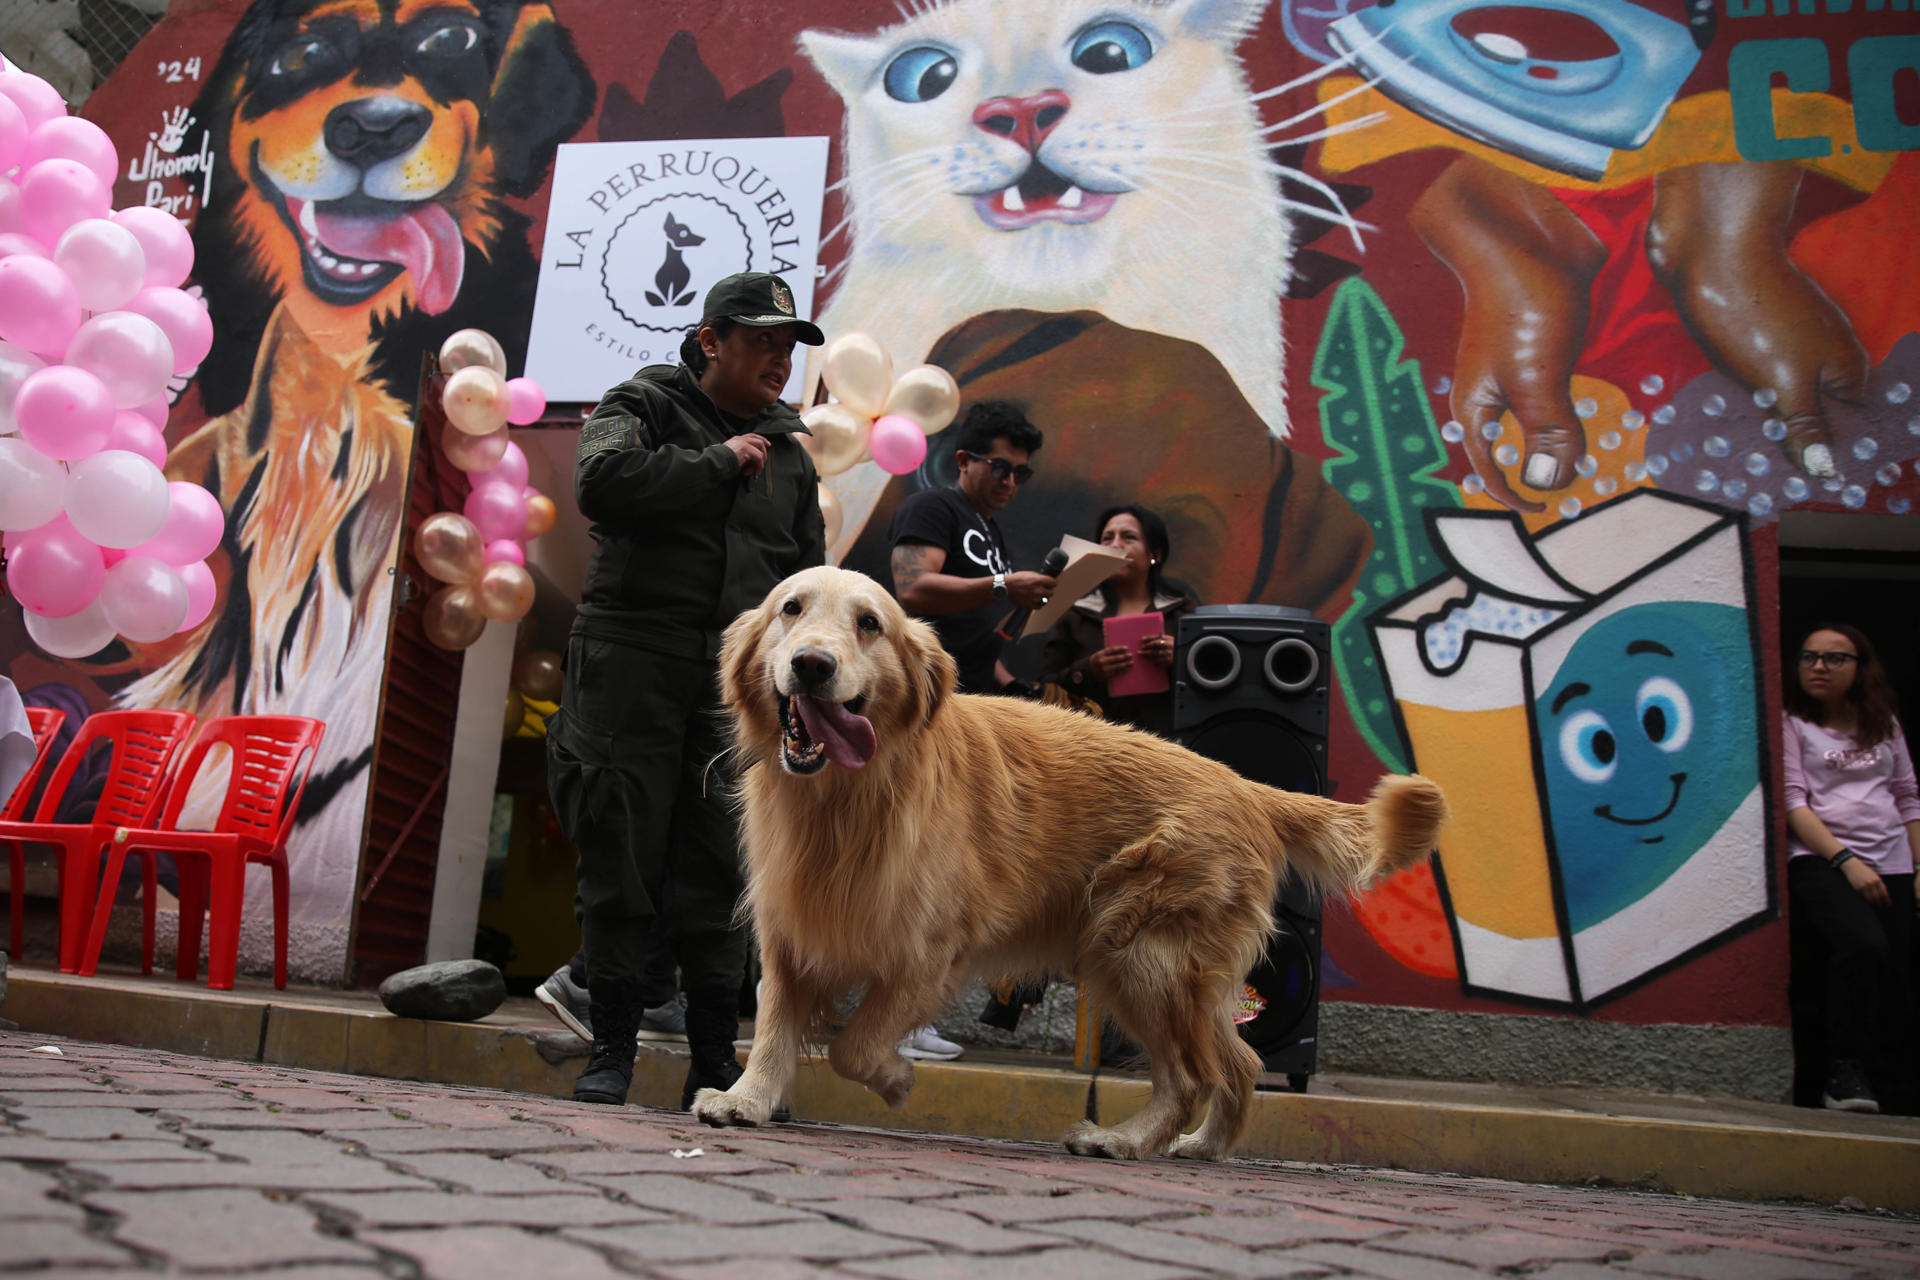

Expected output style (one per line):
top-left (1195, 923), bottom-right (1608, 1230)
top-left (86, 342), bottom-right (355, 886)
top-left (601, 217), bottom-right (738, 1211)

top-left (888, 401), bottom-right (1055, 695)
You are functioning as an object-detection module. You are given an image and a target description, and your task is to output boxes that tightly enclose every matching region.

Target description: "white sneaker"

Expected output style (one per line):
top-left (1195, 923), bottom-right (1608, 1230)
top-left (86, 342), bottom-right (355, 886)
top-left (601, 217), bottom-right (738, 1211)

top-left (898, 1025), bottom-right (964, 1060)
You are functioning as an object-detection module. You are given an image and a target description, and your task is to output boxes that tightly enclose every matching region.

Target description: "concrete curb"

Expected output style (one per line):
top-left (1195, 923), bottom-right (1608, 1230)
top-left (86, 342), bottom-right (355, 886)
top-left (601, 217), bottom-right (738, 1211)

top-left (4, 968), bottom-right (1915, 1212)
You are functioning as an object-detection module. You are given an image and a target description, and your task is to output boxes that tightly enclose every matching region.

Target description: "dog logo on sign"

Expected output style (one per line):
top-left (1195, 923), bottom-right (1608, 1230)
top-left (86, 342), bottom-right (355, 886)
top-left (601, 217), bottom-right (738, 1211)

top-left (646, 213), bottom-right (706, 308)
top-left (602, 192), bottom-right (751, 333)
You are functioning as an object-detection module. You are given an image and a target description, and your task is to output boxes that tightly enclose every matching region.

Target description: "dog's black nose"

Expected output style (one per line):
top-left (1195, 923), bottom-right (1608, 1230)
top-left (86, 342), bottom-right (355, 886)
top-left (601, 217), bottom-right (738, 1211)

top-left (324, 98), bottom-right (431, 166)
top-left (790, 648), bottom-right (837, 691)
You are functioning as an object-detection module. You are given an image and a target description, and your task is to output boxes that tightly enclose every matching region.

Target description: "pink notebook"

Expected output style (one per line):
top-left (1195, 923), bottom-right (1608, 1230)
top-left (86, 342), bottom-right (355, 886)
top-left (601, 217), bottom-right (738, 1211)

top-left (1103, 613), bottom-right (1169, 698)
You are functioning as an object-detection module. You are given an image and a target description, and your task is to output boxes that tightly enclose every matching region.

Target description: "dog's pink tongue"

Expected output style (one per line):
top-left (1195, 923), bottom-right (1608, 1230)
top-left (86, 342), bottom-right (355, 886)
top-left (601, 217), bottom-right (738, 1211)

top-left (312, 203), bottom-right (466, 314)
top-left (795, 696), bottom-right (876, 770)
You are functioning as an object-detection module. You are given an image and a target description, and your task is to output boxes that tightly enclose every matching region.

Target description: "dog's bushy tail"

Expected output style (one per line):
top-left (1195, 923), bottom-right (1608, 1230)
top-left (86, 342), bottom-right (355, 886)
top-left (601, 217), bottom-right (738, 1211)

top-left (1263, 773), bottom-right (1448, 894)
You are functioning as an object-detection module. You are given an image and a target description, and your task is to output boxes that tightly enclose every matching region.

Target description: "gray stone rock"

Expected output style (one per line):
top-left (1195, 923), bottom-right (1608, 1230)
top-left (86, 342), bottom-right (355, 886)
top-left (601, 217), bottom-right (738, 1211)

top-left (377, 960), bottom-right (505, 1023)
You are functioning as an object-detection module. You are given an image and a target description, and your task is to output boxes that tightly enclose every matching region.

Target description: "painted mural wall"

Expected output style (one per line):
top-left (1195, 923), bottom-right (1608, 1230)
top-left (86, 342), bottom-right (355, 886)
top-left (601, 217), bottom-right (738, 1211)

top-left (23, 0), bottom-right (1911, 1005)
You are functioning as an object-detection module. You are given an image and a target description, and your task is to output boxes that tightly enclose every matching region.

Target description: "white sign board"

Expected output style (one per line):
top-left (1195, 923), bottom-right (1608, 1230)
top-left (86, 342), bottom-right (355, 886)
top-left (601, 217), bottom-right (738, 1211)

top-left (526, 137), bottom-right (830, 404)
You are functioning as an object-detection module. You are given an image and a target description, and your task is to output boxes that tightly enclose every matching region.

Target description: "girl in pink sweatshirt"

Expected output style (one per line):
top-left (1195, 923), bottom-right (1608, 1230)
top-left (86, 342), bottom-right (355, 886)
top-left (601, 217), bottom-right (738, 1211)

top-left (1783, 622), bottom-right (1920, 1115)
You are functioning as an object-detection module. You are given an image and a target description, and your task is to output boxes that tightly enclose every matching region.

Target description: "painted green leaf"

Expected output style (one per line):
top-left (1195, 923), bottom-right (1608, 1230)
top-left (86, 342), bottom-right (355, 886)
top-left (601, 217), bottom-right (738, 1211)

top-left (1313, 277), bottom-right (1459, 776)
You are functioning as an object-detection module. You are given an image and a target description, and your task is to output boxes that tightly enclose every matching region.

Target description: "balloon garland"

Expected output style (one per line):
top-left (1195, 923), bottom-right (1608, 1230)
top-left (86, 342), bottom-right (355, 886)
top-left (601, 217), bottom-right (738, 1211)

top-left (414, 327), bottom-right (551, 652)
top-left (805, 334), bottom-right (962, 535)
top-left (0, 69), bottom-right (223, 659)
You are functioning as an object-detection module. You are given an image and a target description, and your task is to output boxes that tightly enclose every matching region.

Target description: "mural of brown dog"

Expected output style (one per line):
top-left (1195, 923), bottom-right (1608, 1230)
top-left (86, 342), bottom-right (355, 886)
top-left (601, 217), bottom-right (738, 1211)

top-left (188, 0), bottom-right (595, 413)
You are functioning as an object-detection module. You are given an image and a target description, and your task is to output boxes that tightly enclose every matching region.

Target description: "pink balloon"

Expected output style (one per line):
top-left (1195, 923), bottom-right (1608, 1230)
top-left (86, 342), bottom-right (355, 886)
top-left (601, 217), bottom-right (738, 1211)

top-left (506, 377), bottom-right (546, 426)
top-left (2, 511), bottom-right (70, 551)
top-left (463, 480), bottom-right (528, 543)
top-left (15, 364), bottom-right (114, 460)
top-left (0, 181), bottom-right (22, 237)
top-left (24, 117), bottom-right (116, 189)
top-left (484, 539), bottom-right (525, 567)
top-left (110, 207), bottom-right (194, 289)
top-left (0, 254), bottom-right (81, 355)
top-left (132, 396), bottom-right (169, 428)
top-left (64, 311), bottom-right (173, 409)
top-left (0, 73), bottom-right (67, 132)
top-left (53, 218), bottom-right (146, 311)
top-left (0, 95), bottom-right (26, 175)
top-left (117, 286), bottom-right (211, 374)
top-left (130, 480), bottom-right (224, 565)
top-left (474, 441), bottom-right (528, 492)
top-left (868, 414), bottom-right (928, 476)
top-left (99, 554), bottom-right (188, 643)
top-left (18, 159), bottom-right (110, 247)
top-left (102, 546), bottom-right (125, 568)
top-left (0, 232), bottom-right (48, 259)
top-left (9, 519), bottom-right (104, 618)
top-left (177, 560), bottom-right (216, 632)
top-left (104, 410), bottom-right (167, 467)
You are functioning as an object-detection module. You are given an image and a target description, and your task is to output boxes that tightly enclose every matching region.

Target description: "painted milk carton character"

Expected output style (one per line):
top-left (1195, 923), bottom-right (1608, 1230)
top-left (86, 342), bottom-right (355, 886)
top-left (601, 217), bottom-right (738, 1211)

top-left (1369, 490), bottom-right (1771, 1008)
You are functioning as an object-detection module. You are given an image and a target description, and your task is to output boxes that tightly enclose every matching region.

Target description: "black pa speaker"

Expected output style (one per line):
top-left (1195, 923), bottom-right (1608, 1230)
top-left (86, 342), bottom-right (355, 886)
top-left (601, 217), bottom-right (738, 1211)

top-left (1173, 605), bottom-right (1329, 1090)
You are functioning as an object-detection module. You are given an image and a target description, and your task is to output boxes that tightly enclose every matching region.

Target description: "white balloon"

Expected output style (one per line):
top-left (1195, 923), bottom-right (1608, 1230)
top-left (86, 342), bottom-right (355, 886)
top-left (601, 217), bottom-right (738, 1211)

top-left (0, 435), bottom-right (66, 530)
top-left (63, 311), bottom-right (174, 409)
top-left (23, 598), bottom-right (115, 659)
top-left (98, 555), bottom-right (189, 643)
top-left (65, 448), bottom-right (169, 548)
top-left (53, 218), bottom-right (146, 311)
top-left (0, 339), bottom-right (44, 433)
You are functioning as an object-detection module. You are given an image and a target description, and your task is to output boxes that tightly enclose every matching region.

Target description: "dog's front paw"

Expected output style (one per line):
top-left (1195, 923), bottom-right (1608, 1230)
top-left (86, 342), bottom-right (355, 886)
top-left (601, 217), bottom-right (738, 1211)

top-left (1063, 1121), bottom-right (1147, 1160)
top-left (691, 1088), bottom-right (769, 1128)
top-left (1169, 1130), bottom-right (1228, 1162)
top-left (869, 1054), bottom-right (915, 1110)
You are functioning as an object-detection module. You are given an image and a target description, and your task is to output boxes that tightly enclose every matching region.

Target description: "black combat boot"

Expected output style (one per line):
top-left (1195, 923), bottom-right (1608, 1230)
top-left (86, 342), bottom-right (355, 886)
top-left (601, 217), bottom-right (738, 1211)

top-left (573, 985), bottom-right (644, 1105)
top-left (680, 986), bottom-right (745, 1110)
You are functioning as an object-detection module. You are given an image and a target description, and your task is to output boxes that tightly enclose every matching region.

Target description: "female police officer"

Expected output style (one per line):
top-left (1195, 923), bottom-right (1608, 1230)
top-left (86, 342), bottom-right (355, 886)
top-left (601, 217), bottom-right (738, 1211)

top-left (546, 273), bottom-right (825, 1106)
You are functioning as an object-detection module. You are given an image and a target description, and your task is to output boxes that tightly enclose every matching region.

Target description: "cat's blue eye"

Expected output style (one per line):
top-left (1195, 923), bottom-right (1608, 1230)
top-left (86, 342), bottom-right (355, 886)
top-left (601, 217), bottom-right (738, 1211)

top-left (1070, 21), bottom-right (1153, 74)
top-left (882, 46), bottom-right (958, 102)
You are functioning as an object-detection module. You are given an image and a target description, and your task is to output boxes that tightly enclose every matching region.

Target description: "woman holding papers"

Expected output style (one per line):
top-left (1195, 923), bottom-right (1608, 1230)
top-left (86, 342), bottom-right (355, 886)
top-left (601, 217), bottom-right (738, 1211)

top-left (1041, 505), bottom-right (1198, 738)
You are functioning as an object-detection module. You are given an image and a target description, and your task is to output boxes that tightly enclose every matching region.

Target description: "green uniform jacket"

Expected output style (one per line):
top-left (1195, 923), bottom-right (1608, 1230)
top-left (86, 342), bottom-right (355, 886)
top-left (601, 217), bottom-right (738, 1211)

top-left (571, 362), bottom-right (824, 661)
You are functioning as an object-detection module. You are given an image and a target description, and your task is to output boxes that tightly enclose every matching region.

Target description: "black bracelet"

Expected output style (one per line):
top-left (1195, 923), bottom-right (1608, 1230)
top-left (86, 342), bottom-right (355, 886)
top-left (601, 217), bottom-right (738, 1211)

top-left (1829, 848), bottom-right (1857, 870)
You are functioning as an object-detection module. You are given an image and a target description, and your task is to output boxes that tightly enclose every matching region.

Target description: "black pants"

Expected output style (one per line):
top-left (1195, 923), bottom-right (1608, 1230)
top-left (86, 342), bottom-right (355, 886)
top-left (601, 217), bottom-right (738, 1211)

top-left (1788, 857), bottom-right (1915, 1111)
top-left (547, 636), bottom-right (748, 1007)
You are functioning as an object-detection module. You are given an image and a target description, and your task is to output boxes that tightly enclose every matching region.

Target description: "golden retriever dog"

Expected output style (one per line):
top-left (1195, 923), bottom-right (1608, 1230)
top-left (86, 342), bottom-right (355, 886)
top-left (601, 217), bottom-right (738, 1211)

top-left (693, 566), bottom-right (1448, 1161)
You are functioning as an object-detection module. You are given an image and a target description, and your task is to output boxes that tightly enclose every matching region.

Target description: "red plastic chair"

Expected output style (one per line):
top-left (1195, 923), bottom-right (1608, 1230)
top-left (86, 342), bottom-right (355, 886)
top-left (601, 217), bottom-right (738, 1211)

top-left (4, 707), bottom-right (67, 960)
top-left (80, 715), bottom-right (324, 990)
top-left (0, 709), bottom-right (196, 973)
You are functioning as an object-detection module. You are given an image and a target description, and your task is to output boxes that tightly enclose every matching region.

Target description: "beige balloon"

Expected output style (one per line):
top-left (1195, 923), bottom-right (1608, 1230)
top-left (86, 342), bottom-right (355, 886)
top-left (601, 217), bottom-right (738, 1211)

top-left (801, 403), bottom-right (871, 478)
top-left (821, 332), bottom-right (893, 419)
top-left (439, 328), bottom-right (506, 377)
top-left (423, 583), bottom-right (487, 650)
top-left (883, 364), bottom-right (962, 435)
top-left (524, 494), bottom-right (557, 538)
top-left (818, 483), bottom-right (843, 547)
top-left (415, 511), bottom-right (484, 584)
top-left (443, 424), bottom-right (510, 471)
top-left (476, 561), bottom-right (536, 623)
top-left (443, 366), bottom-right (510, 436)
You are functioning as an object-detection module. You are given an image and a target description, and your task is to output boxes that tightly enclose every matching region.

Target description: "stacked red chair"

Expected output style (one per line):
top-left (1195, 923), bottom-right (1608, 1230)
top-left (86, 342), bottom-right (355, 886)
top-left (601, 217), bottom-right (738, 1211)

top-left (3, 706), bottom-right (67, 960)
top-left (79, 715), bottom-right (324, 990)
top-left (0, 710), bottom-right (197, 972)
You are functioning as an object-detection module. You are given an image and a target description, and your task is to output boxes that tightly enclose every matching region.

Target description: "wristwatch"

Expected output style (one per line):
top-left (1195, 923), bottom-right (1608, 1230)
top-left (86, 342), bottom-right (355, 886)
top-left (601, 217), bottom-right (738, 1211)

top-left (991, 572), bottom-right (1007, 601)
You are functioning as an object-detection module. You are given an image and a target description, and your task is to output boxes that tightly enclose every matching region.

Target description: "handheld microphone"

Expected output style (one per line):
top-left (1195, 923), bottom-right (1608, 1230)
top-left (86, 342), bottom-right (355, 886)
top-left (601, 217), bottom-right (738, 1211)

top-left (996, 546), bottom-right (1070, 641)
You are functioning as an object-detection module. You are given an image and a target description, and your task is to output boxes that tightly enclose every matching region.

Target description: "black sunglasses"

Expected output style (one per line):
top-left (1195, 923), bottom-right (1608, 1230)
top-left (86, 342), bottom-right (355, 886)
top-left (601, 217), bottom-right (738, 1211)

top-left (960, 451), bottom-right (1034, 485)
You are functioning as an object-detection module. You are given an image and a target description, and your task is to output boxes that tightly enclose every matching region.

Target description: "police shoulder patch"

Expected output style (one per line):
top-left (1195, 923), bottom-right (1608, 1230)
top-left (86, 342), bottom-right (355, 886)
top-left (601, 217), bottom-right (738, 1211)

top-left (578, 416), bottom-right (639, 459)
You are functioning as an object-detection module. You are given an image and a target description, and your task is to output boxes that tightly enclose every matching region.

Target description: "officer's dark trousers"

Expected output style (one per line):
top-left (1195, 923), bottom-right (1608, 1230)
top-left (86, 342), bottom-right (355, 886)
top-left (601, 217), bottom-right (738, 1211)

top-left (547, 636), bottom-right (749, 1043)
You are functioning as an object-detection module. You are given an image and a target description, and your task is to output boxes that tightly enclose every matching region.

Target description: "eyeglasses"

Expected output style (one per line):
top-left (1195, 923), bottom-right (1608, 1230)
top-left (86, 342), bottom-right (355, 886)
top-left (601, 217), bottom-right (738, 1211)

top-left (1799, 651), bottom-right (1858, 669)
top-left (960, 452), bottom-right (1034, 485)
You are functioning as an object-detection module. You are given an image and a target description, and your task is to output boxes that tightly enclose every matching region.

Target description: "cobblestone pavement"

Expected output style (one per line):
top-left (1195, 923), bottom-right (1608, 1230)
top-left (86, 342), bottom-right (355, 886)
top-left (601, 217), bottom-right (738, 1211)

top-left (3, 1033), bottom-right (1917, 1279)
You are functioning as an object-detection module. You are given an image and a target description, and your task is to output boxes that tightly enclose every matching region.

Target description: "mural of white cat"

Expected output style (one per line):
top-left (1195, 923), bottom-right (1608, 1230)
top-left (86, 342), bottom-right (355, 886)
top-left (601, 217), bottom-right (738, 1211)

top-left (801, 0), bottom-right (1299, 555)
